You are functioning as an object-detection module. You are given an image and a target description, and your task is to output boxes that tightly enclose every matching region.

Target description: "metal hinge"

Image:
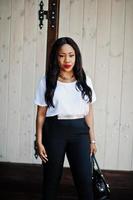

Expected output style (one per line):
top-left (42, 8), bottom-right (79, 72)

top-left (38, 0), bottom-right (57, 29)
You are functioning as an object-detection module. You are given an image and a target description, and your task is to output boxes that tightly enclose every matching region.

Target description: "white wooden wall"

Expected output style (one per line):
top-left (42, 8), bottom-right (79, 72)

top-left (0, 0), bottom-right (133, 170)
top-left (0, 0), bottom-right (48, 163)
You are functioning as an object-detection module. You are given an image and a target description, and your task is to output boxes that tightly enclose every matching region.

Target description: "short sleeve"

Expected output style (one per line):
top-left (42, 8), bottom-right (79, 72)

top-left (86, 76), bottom-right (96, 103)
top-left (34, 76), bottom-right (47, 106)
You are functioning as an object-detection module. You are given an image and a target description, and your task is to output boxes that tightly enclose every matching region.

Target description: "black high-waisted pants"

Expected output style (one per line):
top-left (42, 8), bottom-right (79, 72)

top-left (41, 116), bottom-right (93, 200)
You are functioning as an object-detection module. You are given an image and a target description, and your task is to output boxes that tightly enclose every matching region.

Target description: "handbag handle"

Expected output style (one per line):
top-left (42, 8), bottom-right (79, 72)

top-left (91, 154), bottom-right (102, 174)
top-left (91, 154), bottom-right (111, 198)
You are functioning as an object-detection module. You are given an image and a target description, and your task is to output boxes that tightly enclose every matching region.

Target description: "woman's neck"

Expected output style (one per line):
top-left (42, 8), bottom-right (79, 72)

top-left (58, 71), bottom-right (75, 82)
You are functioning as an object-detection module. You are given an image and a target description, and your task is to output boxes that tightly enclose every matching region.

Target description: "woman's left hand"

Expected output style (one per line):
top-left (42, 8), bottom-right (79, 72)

top-left (90, 143), bottom-right (97, 155)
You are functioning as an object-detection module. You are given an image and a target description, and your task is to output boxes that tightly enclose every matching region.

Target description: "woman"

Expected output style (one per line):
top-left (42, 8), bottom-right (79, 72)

top-left (34, 37), bottom-right (97, 200)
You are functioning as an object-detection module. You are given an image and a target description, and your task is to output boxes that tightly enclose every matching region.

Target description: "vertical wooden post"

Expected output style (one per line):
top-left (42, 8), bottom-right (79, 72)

top-left (46, 0), bottom-right (60, 70)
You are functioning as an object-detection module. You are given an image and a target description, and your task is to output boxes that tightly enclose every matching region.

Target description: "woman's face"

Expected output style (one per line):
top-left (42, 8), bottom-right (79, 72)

top-left (57, 44), bottom-right (76, 73)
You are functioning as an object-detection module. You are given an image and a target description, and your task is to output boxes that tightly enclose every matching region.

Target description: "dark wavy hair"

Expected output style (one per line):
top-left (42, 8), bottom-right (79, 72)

top-left (45, 37), bottom-right (92, 107)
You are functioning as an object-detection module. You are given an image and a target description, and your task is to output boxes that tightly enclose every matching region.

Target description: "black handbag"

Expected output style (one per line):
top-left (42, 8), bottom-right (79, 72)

top-left (92, 154), bottom-right (110, 200)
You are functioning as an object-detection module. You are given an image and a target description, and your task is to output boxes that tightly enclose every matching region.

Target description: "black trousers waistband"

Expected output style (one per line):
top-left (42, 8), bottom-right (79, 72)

top-left (43, 115), bottom-right (90, 141)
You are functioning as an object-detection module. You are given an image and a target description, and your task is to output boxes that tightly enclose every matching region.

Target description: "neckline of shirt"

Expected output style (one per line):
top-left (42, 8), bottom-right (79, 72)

top-left (57, 80), bottom-right (77, 85)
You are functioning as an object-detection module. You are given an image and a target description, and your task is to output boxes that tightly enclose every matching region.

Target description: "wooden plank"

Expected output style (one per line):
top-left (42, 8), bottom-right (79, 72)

top-left (6, 0), bottom-right (25, 162)
top-left (59, 0), bottom-right (70, 37)
top-left (82, 0), bottom-right (97, 79)
top-left (69, 0), bottom-right (84, 48)
top-left (32, 0), bottom-right (48, 164)
top-left (19, 0), bottom-right (37, 163)
top-left (0, 0), bottom-right (11, 161)
top-left (104, 0), bottom-right (125, 170)
top-left (46, 0), bottom-right (60, 69)
top-left (118, 0), bottom-right (133, 170)
top-left (94, 0), bottom-right (111, 168)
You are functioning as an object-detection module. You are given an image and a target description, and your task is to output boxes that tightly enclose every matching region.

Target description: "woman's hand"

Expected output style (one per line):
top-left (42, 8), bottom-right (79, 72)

top-left (90, 143), bottom-right (97, 156)
top-left (37, 143), bottom-right (48, 163)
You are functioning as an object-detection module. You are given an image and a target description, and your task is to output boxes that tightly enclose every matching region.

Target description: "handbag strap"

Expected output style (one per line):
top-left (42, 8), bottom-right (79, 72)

top-left (92, 154), bottom-right (102, 174)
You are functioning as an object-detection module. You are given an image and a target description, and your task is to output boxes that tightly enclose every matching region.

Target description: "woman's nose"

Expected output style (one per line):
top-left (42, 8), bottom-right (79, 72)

top-left (64, 56), bottom-right (69, 62)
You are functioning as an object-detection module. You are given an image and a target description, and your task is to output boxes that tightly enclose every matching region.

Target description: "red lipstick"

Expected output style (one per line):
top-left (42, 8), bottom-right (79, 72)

top-left (63, 64), bottom-right (72, 68)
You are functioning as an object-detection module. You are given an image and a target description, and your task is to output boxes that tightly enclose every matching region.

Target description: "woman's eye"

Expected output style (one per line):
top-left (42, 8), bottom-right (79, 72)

top-left (69, 54), bottom-right (74, 57)
top-left (58, 54), bottom-right (74, 58)
top-left (58, 55), bottom-right (64, 58)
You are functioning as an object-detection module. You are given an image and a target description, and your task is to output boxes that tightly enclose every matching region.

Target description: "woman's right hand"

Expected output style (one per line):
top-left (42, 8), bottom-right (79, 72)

top-left (37, 143), bottom-right (48, 163)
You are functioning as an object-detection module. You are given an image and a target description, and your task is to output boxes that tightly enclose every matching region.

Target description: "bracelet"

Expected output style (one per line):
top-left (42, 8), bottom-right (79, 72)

top-left (91, 140), bottom-right (96, 144)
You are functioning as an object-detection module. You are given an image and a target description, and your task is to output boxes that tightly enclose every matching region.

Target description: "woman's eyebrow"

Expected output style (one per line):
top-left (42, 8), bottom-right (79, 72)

top-left (58, 52), bottom-right (74, 54)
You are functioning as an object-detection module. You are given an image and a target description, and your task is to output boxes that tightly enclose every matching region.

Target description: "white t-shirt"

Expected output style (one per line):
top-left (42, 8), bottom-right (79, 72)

top-left (34, 75), bottom-right (96, 117)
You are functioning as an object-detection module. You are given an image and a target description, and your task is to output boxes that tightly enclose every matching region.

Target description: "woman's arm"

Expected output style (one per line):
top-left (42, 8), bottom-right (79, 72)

top-left (36, 105), bottom-right (48, 162)
top-left (85, 103), bottom-right (97, 155)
